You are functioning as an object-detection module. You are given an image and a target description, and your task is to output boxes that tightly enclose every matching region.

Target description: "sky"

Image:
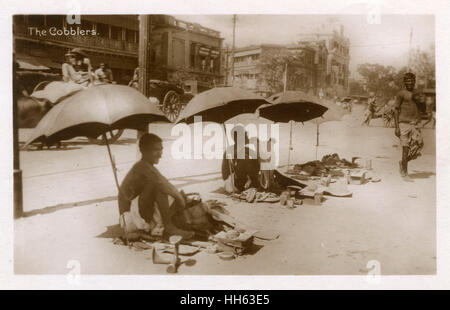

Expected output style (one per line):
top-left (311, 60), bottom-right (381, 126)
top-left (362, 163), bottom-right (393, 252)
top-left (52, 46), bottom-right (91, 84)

top-left (174, 14), bottom-right (435, 78)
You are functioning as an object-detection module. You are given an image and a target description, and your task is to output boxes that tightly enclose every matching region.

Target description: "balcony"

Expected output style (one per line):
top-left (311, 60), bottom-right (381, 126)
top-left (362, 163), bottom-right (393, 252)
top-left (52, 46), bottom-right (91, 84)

top-left (14, 23), bottom-right (138, 55)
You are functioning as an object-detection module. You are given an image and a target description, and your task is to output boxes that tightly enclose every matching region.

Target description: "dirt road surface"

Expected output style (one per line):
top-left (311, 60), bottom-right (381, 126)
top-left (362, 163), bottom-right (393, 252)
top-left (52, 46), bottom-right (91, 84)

top-left (14, 104), bottom-right (436, 275)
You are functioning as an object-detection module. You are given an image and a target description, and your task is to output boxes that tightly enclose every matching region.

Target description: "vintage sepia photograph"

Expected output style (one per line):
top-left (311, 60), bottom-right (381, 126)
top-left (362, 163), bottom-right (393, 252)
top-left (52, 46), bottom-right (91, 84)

top-left (11, 11), bottom-right (437, 277)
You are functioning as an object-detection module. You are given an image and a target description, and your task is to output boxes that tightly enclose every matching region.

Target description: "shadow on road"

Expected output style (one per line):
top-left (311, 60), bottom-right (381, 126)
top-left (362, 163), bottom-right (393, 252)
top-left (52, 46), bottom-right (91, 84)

top-left (22, 145), bottom-right (83, 152)
top-left (19, 138), bottom-right (137, 151)
top-left (96, 224), bottom-right (122, 239)
top-left (21, 195), bottom-right (117, 218)
top-left (409, 171), bottom-right (436, 179)
top-left (20, 172), bottom-right (222, 218)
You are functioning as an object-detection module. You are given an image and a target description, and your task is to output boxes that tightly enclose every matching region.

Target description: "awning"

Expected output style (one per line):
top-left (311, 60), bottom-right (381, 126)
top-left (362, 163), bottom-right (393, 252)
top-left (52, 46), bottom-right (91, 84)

top-left (15, 54), bottom-right (61, 70)
top-left (210, 50), bottom-right (220, 58)
top-left (16, 60), bottom-right (49, 71)
top-left (198, 47), bottom-right (211, 56)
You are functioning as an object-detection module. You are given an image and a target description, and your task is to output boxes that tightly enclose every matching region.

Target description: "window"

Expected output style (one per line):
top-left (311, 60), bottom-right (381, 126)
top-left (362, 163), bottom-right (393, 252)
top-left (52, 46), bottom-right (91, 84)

top-left (28, 15), bottom-right (45, 27)
top-left (97, 23), bottom-right (109, 38)
top-left (13, 15), bottom-right (25, 24)
top-left (201, 57), bottom-right (206, 71)
top-left (190, 43), bottom-right (196, 68)
top-left (213, 57), bottom-right (220, 74)
top-left (172, 38), bottom-right (185, 68)
top-left (125, 29), bottom-right (136, 43)
top-left (81, 19), bottom-right (94, 31)
top-left (110, 26), bottom-right (122, 41)
top-left (46, 15), bottom-right (63, 28)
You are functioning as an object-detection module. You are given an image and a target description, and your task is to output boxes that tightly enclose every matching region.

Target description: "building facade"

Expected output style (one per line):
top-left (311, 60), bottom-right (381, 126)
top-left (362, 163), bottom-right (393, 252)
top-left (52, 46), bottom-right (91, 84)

top-left (13, 15), bottom-right (223, 90)
top-left (224, 23), bottom-right (350, 98)
top-left (147, 15), bottom-right (224, 93)
top-left (224, 43), bottom-right (323, 97)
top-left (13, 15), bottom-right (139, 85)
top-left (298, 23), bottom-right (351, 98)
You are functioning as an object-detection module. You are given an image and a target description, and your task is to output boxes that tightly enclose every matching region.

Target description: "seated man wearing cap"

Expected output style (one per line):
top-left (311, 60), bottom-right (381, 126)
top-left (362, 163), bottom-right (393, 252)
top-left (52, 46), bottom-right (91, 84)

top-left (118, 133), bottom-right (194, 240)
top-left (62, 49), bottom-right (95, 86)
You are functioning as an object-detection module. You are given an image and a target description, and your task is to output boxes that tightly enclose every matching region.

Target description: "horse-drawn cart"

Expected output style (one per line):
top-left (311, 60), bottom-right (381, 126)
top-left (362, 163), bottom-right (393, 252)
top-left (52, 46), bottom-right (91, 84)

top-left (17, 69), bottom-right (194, 148)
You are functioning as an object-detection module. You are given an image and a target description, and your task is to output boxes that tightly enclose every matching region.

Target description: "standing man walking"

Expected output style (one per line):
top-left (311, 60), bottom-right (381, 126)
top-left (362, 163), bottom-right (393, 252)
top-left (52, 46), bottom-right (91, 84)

top-left (394, 72), bottom-right (425, 178)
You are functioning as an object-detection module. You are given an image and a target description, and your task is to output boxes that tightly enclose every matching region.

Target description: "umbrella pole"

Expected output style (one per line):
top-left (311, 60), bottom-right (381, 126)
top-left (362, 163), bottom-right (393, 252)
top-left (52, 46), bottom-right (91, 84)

top-left (316, 123), bottom-right (319, 147)
top-left (104, 134), bottom-right (121, 190)
top-left (222, 124), bottom-right (234, 175)
top-left (315, 123), bottom-right (319, 160)
top-left (288, 120), bottom-right (293, 169)
top-left (103, 133), bottom-right (130, 247)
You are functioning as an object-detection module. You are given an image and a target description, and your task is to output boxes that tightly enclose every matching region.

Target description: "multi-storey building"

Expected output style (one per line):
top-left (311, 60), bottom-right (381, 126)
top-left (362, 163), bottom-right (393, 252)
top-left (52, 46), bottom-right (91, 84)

top-left (13, 15), bottom-right (139, 85)
top-left (13, 15), bottom-right (223, 90)
top-left (224, 23), bottom-right (351, 98)
top-left (224, 43), bottom-right (325, 97)
top-left (298, 23), bottom-right (350, 98)
top-left (229, 44), bottom-right (275, 94)
top-left (148, 15), bottom-right (224, 93)
top-left (285, 43), bottom-right (319, 94)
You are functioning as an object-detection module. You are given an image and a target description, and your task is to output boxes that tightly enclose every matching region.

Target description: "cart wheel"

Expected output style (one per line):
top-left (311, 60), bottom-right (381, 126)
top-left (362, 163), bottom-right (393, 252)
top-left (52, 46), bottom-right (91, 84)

top-left (383, 114), bottom-right (395, 128)
top-left (161, 90), bottom-right (181, 122)
top-left (88, 129), bottom-right (124, 145)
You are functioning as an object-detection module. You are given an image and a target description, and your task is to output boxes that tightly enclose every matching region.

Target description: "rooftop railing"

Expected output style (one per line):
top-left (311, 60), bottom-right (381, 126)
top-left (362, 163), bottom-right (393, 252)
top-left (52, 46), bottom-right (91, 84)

top-left (173, 19), bottom-right (221, 38)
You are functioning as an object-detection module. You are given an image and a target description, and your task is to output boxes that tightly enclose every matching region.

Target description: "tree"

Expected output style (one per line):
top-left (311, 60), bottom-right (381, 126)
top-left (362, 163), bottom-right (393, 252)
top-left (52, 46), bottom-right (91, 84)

top-left (258, 48), bottom-right (306, 94)
top-left (257, 48), bottom-right (289, 94)
top-left (348, 79), bottom-right (367, 96)
top-left (410, 44), bottom-right (435, 89)
top-left (356, 63), bottom-right (402, 99)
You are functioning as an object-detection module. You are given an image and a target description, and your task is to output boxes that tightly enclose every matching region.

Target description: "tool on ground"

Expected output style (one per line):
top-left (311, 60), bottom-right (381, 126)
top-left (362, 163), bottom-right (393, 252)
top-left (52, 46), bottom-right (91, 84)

top-left (166, 235), bottom-right (182, 273)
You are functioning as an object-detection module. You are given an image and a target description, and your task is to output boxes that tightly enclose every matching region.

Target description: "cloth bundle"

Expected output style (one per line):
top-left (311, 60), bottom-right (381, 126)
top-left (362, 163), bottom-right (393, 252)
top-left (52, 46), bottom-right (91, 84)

top-left (408, 125), bottom-right (424, 160)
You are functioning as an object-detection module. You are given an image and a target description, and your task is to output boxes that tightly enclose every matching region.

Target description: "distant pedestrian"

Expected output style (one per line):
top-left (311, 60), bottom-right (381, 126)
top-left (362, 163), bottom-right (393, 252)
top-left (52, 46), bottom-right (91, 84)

top-left (362, 92), bottom-right (377, 126)
top-left (94, 63), bottom-right (114, 83)
top-left (128, 67), bottom-right (139, 89)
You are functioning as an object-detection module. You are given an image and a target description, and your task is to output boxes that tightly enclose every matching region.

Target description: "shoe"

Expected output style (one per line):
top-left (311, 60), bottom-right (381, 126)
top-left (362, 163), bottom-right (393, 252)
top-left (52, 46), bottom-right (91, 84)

top-left (164, 224), bottom-right (195, 240)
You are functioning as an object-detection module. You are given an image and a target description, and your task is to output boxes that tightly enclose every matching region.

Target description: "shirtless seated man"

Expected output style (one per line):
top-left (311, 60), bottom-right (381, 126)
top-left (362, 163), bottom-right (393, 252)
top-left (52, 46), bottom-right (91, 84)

top-left (118, 133), bottom-right (194, 240)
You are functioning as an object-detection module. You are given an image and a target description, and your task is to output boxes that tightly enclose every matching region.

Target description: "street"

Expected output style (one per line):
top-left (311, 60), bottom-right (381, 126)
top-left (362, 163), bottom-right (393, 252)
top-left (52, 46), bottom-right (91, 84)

top-left (14, 106), bottom-right (436, 275)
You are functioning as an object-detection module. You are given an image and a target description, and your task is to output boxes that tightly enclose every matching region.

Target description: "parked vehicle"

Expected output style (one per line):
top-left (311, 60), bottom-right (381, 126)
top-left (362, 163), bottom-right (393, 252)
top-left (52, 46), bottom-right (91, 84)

top-left (147, 79), bottom-right (191, 123)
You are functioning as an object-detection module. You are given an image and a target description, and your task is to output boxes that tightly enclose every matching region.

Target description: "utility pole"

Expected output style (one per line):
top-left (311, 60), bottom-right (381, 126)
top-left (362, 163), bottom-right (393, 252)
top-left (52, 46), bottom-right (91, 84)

top-left (138, 15), bottom-right (152, 138)
top-left (13, 53), bottom-right (23, 218)
top-left (407, 27), bottom-right (413, 72)
top-left (225, 46), bottom-right (229, 86)
top-left (139, 15), bottom-right (152, 100)
top-left (231, 14), bottom-right (237, 86)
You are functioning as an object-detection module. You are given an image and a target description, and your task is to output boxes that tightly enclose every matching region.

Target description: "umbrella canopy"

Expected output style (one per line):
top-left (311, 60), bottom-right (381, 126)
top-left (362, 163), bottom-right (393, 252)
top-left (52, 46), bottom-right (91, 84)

top-left (175, 87), bottom-right (269, 124)
top-left (311, 98), bottom-right (347, 124)
top-left (24, 84), bottom-right (169, 147)
top-left (260, 91), bottom-right (328, 123)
